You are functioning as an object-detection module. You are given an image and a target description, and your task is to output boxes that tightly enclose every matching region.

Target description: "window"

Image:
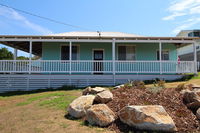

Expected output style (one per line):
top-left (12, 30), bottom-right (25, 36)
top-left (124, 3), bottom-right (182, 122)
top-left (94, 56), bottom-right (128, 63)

top-left (61, 45), bottom-right (79, 60)
top-left (118, 45), bottom-right (135, 60)
top-left (157, 50), bottom-right (169, 60)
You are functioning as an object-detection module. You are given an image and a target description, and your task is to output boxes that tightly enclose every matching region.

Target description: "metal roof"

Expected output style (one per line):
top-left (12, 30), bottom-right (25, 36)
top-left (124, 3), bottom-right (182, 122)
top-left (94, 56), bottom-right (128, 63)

top-left (48, 31), bottom-right (143, 38)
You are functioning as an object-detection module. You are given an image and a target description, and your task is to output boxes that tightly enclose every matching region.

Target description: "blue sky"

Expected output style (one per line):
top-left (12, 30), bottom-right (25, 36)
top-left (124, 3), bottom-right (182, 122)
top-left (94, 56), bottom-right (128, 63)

top-left (0, 0), bottom-right (200, 56)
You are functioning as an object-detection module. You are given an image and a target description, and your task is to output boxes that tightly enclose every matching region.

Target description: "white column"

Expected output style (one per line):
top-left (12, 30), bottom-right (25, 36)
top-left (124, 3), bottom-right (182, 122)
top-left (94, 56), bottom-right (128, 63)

top-left (193, 42), bottom-right (198, 75)
top-left (112, 38), bottom-right (116, 85)
top-left (29, 41), bottom-right (32, 74)
top-left (13, 48), bottom-right (17, 72)
top-left (69, 41), bottom-right (72, 75)
top-left (159, 42), bottom-right (162, 74)
top-left (14, 48), bottom-right (18, 60)
top-left (112, 38), bottom-right (116, 75)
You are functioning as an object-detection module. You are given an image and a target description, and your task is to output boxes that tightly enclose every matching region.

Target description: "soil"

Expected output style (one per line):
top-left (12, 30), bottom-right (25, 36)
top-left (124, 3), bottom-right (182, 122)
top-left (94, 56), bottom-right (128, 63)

top-left (106, 86), bottom-right (200, 133)
top-left (0, 92), bottom-right (113, 133)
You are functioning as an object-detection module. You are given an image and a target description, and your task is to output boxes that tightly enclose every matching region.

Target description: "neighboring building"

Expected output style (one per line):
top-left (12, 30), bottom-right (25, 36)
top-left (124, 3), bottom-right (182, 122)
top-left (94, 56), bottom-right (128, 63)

top-left (177, 30), bottom-right (200, 61)
top-left (0, 32), bottom-right (198, 92)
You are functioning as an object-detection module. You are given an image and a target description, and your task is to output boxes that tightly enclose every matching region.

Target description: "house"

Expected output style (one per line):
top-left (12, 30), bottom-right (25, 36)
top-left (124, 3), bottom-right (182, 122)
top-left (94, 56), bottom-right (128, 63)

top-left (177, 30), bottom-right (200, 61)
top-left (0, 31), bottom-right (198, 92)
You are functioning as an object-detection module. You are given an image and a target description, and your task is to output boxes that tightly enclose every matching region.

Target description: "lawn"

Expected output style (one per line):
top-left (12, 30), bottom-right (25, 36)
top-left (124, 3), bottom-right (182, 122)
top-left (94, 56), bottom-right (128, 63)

top-left (0, 74), bottom-right (200, 133)
top-left (0, 89), bottom-right (112, 133)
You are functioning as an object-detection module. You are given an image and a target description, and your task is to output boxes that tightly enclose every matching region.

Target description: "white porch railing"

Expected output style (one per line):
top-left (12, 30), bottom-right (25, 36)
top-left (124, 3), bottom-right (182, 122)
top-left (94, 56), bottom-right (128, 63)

top-left (0, 60), bottom-right (195, 74)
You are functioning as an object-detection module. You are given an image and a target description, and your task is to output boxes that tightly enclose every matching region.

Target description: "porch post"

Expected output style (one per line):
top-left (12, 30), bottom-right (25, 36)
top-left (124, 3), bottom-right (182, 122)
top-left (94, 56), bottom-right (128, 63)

top-left (29, 41), bottom-right (32, 74)
top-left (14, 48), bottom-right (17, 72)
top-left (14, 48), bottom-right (18, 60)
top-left (69, 41), bottom-right (72, 75)
top-left (159, 42), bottom-right (162, 74)
top-left (112, 38), bottom-right (116, 85)
top-left (193, 42), bottom-right (198, 75)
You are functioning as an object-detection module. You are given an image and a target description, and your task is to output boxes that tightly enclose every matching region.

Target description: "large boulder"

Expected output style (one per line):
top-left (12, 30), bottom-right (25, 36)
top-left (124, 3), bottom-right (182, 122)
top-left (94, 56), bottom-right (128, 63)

top-left (119, 105), bottom-right (177, 132)
top-left (196, 108), bottom-right (200, 120)
top-left (94, 90), bottom-right (113, 103)
top-left (82, 87), bottom-right (106, 95)
top-left (67, 95), bottom-right (95, 118)
top-left (86, 104), bottom-right (116, 127)
top-left (182, 89), bottom-right (200, 110)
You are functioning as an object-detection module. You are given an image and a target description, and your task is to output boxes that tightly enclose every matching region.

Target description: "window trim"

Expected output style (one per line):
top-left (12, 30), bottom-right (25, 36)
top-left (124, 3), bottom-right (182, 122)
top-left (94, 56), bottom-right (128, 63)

top-left (60, 44), bottom-right (80, 60)
top-left (156, 49), bottom-right (170, 60)
top-left (92, 49), bottom-right (105, 60)
top-left (117, 44), bottom-right (136, 61)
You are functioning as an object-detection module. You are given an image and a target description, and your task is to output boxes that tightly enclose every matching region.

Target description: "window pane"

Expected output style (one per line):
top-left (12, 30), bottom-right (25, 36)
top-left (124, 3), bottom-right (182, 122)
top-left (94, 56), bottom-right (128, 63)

top-left (157, 51), bottom-right (169, 60)
top-left (72, 46), bottom-right (78, 60)
top-left (126, 46), bottom-right (135, 60)
top-left (118, 46), bottom-right (126, 60)
top-left (61, 46), bottom-right (69, 60)
top-left (162, 51), bottom-right (169, 60)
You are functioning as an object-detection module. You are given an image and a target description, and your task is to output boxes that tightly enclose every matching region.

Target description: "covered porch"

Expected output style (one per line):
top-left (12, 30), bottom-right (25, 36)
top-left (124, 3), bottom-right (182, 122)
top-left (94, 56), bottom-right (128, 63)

top-left (0, 35), bottom-right (198, 75)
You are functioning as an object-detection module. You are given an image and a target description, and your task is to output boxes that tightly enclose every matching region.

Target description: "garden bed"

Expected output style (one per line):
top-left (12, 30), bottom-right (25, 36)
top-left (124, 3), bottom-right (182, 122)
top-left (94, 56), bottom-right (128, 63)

top-left (106, 86), bottom-right (200, 132)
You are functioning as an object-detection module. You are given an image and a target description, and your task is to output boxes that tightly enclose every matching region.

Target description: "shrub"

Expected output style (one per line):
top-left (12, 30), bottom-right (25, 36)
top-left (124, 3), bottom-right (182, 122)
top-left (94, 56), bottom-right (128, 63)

top-left (153, 79), bottom-right (165, 88)
top-left (132, 80), bottom-right (146, 89)
top-left (175, 83), bottom-right (187, 92)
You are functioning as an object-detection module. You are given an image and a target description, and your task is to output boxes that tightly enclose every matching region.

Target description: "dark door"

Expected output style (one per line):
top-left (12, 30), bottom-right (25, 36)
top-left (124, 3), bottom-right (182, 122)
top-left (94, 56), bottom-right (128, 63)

top-left (93, 50), bottom-right (103, 74)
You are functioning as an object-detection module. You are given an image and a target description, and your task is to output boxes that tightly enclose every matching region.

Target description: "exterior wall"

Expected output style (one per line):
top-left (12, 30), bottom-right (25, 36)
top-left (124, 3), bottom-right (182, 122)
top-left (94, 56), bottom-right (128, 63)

top-left (0, 74), bottom-right (184, 92)
top-left (41, 42), bottom-right (178, 74)
top-left (42, 42), bottom-right (177, 61)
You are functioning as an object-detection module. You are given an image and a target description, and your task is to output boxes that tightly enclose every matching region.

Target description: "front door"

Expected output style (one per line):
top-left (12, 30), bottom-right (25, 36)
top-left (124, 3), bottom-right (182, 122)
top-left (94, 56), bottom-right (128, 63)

top-left (93, 50), bottom-right (103, 74)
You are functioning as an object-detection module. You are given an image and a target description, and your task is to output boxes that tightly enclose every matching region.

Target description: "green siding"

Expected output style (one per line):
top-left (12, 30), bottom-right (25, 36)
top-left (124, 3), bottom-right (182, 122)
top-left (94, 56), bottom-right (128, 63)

top-left (41, 42), bottom-right (178, 74)
top-left (42, 42), bottom-right (177, 61)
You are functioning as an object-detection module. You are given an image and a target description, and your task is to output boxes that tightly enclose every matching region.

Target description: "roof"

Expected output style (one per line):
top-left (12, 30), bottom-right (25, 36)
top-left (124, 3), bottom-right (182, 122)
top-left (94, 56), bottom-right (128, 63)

top-left (0, 31), bottom-right (198, 56)
top-left (177, 30), bottom-right (193, 37)
top-left (177, 29), bottom-right (200, 37)
top-left (48, 31), bottom-right (143, 38)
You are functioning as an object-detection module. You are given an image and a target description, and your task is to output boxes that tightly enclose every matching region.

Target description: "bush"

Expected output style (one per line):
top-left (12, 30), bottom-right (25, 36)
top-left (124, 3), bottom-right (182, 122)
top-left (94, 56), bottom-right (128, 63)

top-left (175, 83), bottom-right (187, 92)
top-left (123, 80), bottom-right (146, 89)
top-left (153, 79), bottom-right (166, 88)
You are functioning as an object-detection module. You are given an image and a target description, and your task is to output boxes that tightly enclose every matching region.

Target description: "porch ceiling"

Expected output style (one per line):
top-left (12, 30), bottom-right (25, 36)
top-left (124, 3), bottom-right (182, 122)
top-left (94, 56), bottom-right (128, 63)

top-left (0, 41), bottom-right (42, 56)
top-left (0, 35), bottom-right (198, 56)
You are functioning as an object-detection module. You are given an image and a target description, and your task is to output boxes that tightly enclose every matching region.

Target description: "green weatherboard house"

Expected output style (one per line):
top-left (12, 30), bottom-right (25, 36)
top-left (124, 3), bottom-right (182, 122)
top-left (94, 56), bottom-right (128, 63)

top-left (0, 32), bottom-right (198, 91)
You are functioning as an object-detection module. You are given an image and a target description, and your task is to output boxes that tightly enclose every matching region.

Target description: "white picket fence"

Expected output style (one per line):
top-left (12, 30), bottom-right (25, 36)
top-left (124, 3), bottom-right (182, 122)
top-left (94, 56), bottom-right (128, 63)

top-left (0, 60), bottom-right (195, 74)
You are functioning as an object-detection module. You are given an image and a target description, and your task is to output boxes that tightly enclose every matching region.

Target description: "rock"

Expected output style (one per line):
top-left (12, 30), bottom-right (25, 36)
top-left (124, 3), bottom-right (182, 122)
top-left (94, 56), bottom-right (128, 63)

top-left (82, 87), bottom-right (106, 95)
top-left (196, 108), bottom-right (200, 120)
top-left (113, 84), bottom-right (124, 89)
top-left (190, 84), bottom-right (200, 89)
top-left (119, 105), bottom-right (177, 132)
top-left (183, 89), bottom-right (200, 110)
top-left (86, 104), bottom-right (116, 127)
top-left (67, 95), bottom-right (95, 118)
top-left (94, 90), bottom-right (113, 103)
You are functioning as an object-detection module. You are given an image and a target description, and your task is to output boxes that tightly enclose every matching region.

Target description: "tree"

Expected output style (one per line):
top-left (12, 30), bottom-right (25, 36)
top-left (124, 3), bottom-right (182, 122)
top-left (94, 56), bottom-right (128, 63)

top-left (0, 47), bottom-right (13, 60)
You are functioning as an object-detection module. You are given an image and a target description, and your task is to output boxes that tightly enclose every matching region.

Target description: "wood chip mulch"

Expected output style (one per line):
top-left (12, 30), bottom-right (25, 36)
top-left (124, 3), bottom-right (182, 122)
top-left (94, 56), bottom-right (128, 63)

top-left (106, 87), bottom-right (200, 133)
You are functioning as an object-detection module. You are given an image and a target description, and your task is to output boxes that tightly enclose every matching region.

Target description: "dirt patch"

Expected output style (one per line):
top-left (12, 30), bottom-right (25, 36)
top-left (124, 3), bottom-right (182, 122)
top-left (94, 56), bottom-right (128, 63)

top-left (0, 91), bottom-right (113, 133)
top-left (106, 87), bottom-right (200, 133)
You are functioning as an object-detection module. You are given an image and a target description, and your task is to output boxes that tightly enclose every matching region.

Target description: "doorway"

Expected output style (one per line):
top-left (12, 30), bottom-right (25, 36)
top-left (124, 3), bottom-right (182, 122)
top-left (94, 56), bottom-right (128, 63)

top-left (93, 50), bottom-right (104, 74)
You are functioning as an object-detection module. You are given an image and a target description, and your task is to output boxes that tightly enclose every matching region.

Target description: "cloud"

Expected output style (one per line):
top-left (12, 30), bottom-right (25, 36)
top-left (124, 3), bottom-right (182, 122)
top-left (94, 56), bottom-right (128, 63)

top-left (0, 7), bottom-right (53, 35)
top-left (163, 0), bottom-right (200, 34)
top-left (172, 18), bottom-right (200, 34)
top-left (162, 12), bottom-right (186, 20)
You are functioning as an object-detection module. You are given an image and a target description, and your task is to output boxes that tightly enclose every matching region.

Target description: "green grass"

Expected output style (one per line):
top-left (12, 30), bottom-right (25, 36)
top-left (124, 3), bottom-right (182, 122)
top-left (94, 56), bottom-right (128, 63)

top-left (38, 94), bottom-right (77, 110)
top-left (15, 91), bottom-right (78, 110)
top-left (191, 72), bottom-right (200, 79)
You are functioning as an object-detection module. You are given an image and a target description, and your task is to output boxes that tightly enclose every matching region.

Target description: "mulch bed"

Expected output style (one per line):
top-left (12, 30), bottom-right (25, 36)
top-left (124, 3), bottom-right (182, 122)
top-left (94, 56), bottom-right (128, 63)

top-left (106, 86), bottom-right (200, 133)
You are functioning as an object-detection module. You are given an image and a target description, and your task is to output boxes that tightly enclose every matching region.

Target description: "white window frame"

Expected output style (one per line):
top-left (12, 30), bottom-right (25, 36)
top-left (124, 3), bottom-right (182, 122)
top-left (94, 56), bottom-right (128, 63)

top-left (117, 44), bottom-right (136, 61)
top-left (92, 49), bottom-right (105, 60)
top-left (156, 49), bottom-right (170, 60)
top-left (60, 44), bottom-right (80, 60)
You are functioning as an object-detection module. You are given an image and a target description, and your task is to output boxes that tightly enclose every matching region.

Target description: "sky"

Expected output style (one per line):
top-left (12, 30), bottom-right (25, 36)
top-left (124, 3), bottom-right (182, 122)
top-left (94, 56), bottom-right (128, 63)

top-left (0, 0), bottom-right (200, 56)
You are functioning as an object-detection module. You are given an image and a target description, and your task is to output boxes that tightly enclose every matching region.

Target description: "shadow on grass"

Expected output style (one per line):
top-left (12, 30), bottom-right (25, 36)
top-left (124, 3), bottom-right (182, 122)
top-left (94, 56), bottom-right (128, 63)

top-left (64, 113), bottom-right (81, 121)
top-left (0, 85), bottom-right (84, 97)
